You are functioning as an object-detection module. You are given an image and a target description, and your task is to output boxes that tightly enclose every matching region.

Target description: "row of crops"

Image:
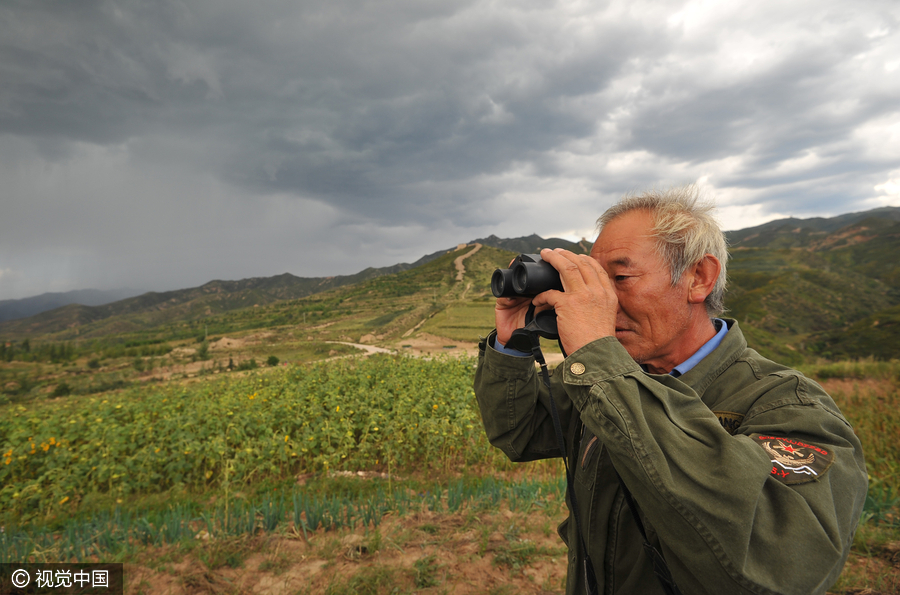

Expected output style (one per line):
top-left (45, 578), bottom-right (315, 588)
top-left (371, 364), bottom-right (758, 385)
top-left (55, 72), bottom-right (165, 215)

top-left (0, 477), bottom-right (566, 563)
top-left (1, 355), bottom-right (505, 522)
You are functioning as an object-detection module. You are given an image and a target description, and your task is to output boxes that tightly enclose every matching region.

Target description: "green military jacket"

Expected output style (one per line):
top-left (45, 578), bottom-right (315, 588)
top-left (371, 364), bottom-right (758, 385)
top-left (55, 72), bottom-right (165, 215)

top-left (474, 319), bottom-right (867, 595)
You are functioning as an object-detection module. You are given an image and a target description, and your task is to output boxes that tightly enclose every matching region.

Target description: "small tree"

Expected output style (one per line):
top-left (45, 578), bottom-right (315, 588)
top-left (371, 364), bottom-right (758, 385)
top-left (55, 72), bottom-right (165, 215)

top-left (267, 355), bottom-right (279, 367)
top-left (52, 382), bottom-right (72, 397)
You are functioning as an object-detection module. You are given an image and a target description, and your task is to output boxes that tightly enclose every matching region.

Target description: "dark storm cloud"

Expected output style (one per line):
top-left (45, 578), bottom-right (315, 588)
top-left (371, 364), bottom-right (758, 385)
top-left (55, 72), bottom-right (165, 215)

top-left (0, 0), bottom-right (656, 221)
top-left (0, 0), bottom-right (898, 299)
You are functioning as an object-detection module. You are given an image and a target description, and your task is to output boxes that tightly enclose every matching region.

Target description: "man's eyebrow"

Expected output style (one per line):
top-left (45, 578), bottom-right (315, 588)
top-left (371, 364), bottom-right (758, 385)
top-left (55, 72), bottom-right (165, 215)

top-left (608, 256), bottom-right (635, 268)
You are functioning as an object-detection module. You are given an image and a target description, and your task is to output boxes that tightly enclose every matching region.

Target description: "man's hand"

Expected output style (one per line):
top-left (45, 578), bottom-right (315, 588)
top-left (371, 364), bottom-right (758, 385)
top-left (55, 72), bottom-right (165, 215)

top-left (494, 296), bottom-right (533, 346)
top-left (531, 248), bottom-right (618, 354)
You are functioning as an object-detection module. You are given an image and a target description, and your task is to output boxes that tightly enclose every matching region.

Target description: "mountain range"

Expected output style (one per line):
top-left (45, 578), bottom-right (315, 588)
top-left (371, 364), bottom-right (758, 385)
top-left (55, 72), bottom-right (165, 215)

top-left (0, 288), bottom-right (146, 323)
top-left (2, 205), bottom-right (899, 362)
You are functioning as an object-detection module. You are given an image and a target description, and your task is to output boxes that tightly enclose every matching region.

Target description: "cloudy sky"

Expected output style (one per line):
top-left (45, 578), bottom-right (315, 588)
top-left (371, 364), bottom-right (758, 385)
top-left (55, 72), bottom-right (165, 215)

top-left (1, 0), bottom-right (898, 300)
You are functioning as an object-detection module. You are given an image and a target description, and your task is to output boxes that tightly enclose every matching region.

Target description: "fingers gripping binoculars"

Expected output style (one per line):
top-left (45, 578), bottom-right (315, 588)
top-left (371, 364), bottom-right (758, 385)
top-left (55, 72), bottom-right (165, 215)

top-left (491, 254), bottom-right (563, 344)
top-left (491, 254), bottom-right (563, 298)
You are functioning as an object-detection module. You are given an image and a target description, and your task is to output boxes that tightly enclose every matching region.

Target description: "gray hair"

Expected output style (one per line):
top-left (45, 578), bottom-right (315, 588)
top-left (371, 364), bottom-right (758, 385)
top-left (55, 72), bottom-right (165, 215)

top-left (597, 185), bottom-right (729, 316)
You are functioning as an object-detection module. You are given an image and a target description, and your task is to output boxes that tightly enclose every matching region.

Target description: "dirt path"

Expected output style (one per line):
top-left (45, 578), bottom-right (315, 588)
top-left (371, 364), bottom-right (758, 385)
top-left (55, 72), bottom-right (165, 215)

top-left (460, 281), bottom-right (473, 301)
top-left (322, 341), bottom-right (394, 361)
top-left (400, 243), bottom-right (482, 339)
top-left (401, 317), bottom-right (429, 338)
top-left (326, 341), bottom-right (393, 355)
top-left (454, 243), bottom-right (482, 281)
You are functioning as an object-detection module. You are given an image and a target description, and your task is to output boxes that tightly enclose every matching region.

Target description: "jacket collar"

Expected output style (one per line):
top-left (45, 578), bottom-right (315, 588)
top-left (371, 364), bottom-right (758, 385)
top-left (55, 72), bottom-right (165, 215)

top-left (677, 318), bottom-right (748, 404)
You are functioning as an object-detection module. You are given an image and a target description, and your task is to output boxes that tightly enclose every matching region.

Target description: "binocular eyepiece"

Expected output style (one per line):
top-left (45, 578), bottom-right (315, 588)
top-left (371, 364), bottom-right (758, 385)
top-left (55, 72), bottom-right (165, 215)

top-left (491, 253), bottom-right (563, 298)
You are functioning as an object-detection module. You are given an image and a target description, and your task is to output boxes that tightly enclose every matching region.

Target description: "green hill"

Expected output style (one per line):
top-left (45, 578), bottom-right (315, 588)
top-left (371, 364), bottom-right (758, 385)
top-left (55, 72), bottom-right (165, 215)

top-left (2, 210), bottom-right (900, 364)
top-left (725, 212), bottom-right (900, 361)
top-left (0, 235), bottom-right (584, 341)
top-left (725, 206), bottom-right (900, 248)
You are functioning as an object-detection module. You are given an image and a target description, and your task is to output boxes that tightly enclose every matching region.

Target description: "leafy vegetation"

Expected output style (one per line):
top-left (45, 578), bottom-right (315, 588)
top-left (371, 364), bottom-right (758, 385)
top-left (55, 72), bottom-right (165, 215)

top-left (0, 355), bottom-right (493, 523)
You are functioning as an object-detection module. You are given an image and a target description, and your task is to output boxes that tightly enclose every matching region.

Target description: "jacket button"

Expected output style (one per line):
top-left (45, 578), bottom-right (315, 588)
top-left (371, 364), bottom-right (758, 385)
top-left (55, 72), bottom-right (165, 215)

top-left (570, 362), bottom-right (586, 375)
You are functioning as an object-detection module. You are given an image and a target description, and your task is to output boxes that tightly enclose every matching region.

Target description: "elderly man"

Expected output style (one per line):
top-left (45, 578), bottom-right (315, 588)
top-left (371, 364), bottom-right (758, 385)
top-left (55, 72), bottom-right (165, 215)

top-left (474, 187), bottom-right (867, 595)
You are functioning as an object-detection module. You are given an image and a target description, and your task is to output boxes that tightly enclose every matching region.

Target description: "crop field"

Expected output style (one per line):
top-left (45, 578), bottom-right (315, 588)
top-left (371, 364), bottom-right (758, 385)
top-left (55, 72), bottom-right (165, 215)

top-left (0, 355), bottom-right (501, 524)
top-left (1, 354), bottom-right (899, 593)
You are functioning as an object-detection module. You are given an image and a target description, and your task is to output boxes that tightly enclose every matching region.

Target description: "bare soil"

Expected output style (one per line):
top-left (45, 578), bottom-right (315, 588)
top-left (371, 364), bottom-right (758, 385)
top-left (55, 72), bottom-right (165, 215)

top-left (122, 509), bottom-right (898, 595)
top-left (125, 506), bottom-right (568, 595)
top-left (393, 332), bottom-right (480, 358)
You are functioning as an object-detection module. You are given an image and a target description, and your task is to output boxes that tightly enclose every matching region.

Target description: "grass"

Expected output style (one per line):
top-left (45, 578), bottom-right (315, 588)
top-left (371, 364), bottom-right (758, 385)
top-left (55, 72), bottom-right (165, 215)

top-left (420, 301), bottom-right (495, 343)
top-left (801, 356), bottom-right (900, 381)
top-left (0, 336), bottom-right (363, 406)
top-left (325, 565), bottom-right (405, 595)
top-left (803, 359), bottom-right (900, 510)
top-left (797, 359), bottom-right (900, 594)
top-left (413, 554), bottom-right (441, 588)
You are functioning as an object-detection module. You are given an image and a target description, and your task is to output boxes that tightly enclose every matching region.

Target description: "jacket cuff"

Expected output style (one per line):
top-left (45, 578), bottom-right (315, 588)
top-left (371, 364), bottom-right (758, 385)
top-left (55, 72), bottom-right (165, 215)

top-left (480, 330), bottom-right (536, 379)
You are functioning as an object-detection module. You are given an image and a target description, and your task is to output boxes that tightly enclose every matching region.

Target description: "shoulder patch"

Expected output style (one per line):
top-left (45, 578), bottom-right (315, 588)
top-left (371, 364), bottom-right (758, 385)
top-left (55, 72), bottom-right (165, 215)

top-left (714, 411), bottom-right (744, 435)
top-left (750, 434), bottom-right (835, 485)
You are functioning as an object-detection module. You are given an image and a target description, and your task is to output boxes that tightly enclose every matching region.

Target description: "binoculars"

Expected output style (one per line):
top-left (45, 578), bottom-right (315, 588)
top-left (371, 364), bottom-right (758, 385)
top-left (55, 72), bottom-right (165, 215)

top-left (491, 254), bottom-right (563, 298)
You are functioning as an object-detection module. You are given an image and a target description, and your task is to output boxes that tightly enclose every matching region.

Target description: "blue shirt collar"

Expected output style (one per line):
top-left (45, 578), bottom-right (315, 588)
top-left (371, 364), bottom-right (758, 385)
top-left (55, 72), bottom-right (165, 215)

top-left (670, 318), bottom-right (728, 377)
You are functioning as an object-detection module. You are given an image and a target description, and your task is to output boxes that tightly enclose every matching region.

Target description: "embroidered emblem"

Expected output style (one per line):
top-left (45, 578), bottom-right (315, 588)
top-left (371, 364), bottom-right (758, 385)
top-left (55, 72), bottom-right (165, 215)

top-left (714, 411), bottom-right (744, 435)
top-left (570, 362), bottom-right (586, 375)
top-left (750, 434), bottom-right (835, 485)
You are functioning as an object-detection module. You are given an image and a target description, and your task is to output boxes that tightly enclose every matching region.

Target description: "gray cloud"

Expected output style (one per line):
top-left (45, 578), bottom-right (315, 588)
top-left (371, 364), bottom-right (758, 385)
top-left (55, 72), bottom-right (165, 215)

top-left (1, 0), bottom-right (899, 299)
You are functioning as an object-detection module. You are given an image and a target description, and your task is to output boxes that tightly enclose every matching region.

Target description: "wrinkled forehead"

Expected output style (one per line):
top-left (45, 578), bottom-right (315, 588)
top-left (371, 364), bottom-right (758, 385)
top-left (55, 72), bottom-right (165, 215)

top-left (593, 210), bottom-right (656, 250)
top-left (591, 212), bottom-right (667, 268)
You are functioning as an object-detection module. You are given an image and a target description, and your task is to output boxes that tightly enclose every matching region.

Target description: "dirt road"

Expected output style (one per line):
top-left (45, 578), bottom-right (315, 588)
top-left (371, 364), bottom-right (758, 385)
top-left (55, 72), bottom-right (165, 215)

top-left (453, 243), bottom-right (482, 281)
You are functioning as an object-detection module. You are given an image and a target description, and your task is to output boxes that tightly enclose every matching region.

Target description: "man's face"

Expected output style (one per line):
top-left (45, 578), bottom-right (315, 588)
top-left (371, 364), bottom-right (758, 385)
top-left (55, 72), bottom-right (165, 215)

top-left (590, 209), bottom-right (696, 370)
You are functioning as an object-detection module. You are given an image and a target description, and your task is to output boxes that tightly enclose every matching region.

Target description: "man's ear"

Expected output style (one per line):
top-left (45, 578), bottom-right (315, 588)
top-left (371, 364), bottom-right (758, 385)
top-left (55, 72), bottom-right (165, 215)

top-left (687, 254), bottom-right (721, 305)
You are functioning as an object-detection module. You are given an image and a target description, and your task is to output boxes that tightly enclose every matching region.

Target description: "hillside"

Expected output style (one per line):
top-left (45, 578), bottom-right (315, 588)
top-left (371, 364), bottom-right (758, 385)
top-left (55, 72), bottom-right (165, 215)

top-left (2, 209), bottom-right (900, 367)
top-left (721, 211), bottom-right (900, 362)
top-left (0, 235), bottom-right (586, 339)
top-left (0, 266), bottom-right (423, 338)
top-left (725, 206), bottom-right (900, 248)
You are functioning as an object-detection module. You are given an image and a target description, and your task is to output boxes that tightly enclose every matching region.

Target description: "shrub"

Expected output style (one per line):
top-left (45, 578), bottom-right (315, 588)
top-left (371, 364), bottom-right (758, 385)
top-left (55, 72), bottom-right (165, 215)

top-left (52, 383), bottom-right (71, 398)
top-left (196, 341), bottom-right (210, 361)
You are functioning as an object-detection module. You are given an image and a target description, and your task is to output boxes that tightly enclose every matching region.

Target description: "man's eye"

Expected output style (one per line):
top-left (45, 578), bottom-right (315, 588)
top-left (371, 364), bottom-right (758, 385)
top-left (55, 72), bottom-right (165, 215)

top-left (615, 275), bottom-right (628, 282)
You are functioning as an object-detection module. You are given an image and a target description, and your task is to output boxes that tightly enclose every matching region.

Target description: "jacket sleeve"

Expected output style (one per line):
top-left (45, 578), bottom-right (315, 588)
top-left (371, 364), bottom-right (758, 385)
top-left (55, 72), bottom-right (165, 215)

top-left (473, 331), bottom-right (578, 462)
top-left (563, 336), bottom-right (868, 595)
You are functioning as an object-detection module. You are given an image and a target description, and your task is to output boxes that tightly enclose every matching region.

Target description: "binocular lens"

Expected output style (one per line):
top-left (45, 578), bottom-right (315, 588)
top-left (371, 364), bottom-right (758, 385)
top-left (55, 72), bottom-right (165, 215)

top-left (512, 263), bottom-right (530, 294)
top-left (491, 268), bottom-right (514, 298)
